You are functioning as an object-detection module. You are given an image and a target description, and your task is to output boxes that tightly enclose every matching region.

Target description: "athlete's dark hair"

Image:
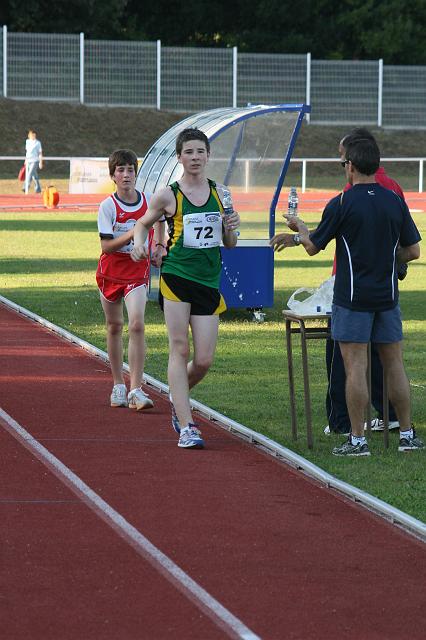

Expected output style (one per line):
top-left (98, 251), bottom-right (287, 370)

top-left (344, 136), bottom-right (380, 176)
top-left (176, 128), bottom-right (210, 155)
top-left (108, 149), bottom-right (138, 176)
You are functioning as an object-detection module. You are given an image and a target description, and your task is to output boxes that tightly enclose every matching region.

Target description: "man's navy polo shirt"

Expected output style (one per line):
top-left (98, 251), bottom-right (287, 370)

top-left (309, 183), bottom-right (421, 311)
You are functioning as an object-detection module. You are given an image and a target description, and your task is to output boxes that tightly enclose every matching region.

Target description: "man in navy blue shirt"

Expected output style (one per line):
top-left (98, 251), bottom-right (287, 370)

top-left (325, 129), bottom-right (405, 437)
top-left (271, 136), bottom-right (423, 456)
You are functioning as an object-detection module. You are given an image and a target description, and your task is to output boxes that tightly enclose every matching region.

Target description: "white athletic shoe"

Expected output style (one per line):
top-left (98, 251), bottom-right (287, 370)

top-left (324, 419), bottom-right (399, 435)
top-left (364, 418), bottom-right (400, 431)
top-left (128, 388), bottom-right (154, 411)
top-left (110, 384), bottom-right (127, 408)
top-left (323, 425), bottom-right (350, 436)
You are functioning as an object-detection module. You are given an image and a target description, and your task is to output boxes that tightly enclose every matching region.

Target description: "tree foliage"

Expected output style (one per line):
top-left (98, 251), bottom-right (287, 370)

top-left (1, 0), bottom-right (425, 64)
top-left (0, 0), bottom-right (127, 38)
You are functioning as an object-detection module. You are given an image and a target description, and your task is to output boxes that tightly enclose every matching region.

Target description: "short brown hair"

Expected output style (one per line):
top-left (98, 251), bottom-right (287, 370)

top-left (344, 137), bottom-right (380, 176)
top-left (108, 149), bottom-right (138, 177)
top-left (176, 128), bottom-right (210, 155)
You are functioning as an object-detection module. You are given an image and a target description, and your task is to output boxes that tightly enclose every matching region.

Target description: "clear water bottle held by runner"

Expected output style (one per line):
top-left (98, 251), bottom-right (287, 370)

top-left (222, 187), bottom-right (240, 235)
top-left (222, 187), bottom-right (234, 215)
top-left (287, 186), bottom-right (298, 216)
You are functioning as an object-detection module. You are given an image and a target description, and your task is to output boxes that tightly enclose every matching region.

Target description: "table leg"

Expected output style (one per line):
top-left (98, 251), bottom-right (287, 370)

top-left (285, 319), bottom-right (298, 440)
top-left (300, 322), bottom-right (313, 449)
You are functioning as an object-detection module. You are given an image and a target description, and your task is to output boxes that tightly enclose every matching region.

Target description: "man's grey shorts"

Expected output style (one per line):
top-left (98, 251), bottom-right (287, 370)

top-left (331, 304), bottom-right (403, 343)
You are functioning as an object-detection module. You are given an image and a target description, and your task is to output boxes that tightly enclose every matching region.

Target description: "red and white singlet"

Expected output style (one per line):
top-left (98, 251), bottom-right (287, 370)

top-left (96, 190), bottom-right (153, 285)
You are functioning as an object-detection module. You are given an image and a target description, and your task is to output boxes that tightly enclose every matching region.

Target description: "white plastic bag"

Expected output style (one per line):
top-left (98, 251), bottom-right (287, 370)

top-left (287, 276), bottom-right (335, 315)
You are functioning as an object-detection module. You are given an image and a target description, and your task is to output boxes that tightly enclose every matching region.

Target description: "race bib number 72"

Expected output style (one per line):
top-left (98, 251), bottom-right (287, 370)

top-left (183, 212), bottom-right (222, 248)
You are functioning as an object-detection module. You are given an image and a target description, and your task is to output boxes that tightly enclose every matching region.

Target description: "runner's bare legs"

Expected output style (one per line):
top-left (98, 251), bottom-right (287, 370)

top-left (164, 299), bottom-right (192, 426)
top-left (124, 285), bottom-right (148, 391)
top-left (100, 295), bottom-right (125, 386)
top-left (188, 314), bottom-right (219, 388)
top-left (164, 299), bottom-right (219, 427)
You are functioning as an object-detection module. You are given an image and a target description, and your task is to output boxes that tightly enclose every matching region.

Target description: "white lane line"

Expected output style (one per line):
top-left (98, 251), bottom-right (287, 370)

top-left (0, 408), bottom-right (261, 640)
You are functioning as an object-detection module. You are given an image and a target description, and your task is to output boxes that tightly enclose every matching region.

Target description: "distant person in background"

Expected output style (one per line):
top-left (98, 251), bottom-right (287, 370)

top-left (24, 129), bottom-right (43, 194)
top-left (96, 148), bottom-right (165, 411)
top-left (325, 128), bottom-right (408, 436)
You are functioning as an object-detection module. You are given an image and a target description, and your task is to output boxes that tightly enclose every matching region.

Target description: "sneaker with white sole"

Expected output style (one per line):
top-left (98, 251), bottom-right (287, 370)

top-left (398, 429), bottom-right (424, 452)
top-left (110, 384), bottom-right (128, 408)
top-left (332, 437), bottom-right (371, 457)
top-left (128, 388), bottom-right (154, 411)
top-left (178, 424), bottom-right (204, 449)
top-left (365, 418), bottom-right (400, 431)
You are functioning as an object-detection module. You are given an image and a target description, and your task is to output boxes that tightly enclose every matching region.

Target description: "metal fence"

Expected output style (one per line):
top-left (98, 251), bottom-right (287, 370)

top-left (2, 26), bottom-right (426, 128)
top-left (2, 156), bottom-right (425, 192)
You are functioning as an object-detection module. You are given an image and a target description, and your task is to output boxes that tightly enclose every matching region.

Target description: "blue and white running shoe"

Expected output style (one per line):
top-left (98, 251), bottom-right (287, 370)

top-left (178, 424), bottom-right (204, 449)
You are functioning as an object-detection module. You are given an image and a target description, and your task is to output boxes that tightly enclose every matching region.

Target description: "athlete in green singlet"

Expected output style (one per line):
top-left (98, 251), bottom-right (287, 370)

top-left (131, 128), bottom-right (240, 449)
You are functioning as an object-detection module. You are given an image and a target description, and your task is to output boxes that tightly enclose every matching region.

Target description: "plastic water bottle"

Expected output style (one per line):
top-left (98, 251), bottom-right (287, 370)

top-left (222, 187), bottom-right (240, 236)
top-left (287, 186), bottom-right (298, 216)
top-left (222, 187), bottom-right (234, 216)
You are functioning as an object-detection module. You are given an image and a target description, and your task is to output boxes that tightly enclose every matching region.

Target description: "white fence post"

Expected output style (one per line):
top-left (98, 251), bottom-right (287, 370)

top-left (306, 52), bottom-right (311, 124)
top-left (2, 25), bottom-right (7, 98)
top-left (79, 33), bottom-right (84, 104)
top-left (419, 159), bottom-right (424, 193)
top-left (156, 40), bottom-right (161, 110)
top-left (232, 46), bottom-right (238, 108)
top-left (301, 160), bottom-right (307, 193)
top-left (378, 58), bottom-right (383, 127)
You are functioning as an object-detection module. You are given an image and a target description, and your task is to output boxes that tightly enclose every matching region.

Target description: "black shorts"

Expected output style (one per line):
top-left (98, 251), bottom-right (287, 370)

top-left (159, 273), bottom-right (227, 315)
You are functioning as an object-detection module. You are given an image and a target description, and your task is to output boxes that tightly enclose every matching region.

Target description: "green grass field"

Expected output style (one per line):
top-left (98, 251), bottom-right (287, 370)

top-left (1, 208), bottom-right (425, 523)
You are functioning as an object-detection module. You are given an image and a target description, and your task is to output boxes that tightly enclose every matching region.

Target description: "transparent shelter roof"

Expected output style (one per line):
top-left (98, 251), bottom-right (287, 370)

top-left (136, 104), bottom-right (310, 238)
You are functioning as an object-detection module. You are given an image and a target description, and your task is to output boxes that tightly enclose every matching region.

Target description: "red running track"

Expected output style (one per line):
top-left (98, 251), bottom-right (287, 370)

top-left (0, 192), bottom-right (103, 211)
top-left (1, 302), bottom-right (426, 639)
top-left (1, 190), bottom-right (425, 214)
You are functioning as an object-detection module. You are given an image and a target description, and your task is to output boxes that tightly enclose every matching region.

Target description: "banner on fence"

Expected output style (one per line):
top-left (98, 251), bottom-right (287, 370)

top-left (69, 159), bottom-right (113, 194)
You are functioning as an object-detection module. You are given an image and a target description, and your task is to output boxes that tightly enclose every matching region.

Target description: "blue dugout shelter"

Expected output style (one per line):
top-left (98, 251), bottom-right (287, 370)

top-left (136, 104), bottom-right (311, 310)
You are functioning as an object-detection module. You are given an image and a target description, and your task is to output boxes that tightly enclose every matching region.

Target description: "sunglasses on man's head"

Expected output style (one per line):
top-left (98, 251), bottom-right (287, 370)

top-left (340, 159), bottom-right (350, 168)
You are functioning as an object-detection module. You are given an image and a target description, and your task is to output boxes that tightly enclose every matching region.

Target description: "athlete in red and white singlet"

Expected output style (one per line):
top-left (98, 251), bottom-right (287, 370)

top-left (96, 190), bottom-right (153, 299)
top-left (95, 149), bottom-right (165, 412)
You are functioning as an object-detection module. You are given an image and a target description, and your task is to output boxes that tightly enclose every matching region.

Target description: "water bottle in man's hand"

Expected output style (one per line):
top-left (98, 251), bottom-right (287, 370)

top-left (287, 186), bottom-right (298, 216)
